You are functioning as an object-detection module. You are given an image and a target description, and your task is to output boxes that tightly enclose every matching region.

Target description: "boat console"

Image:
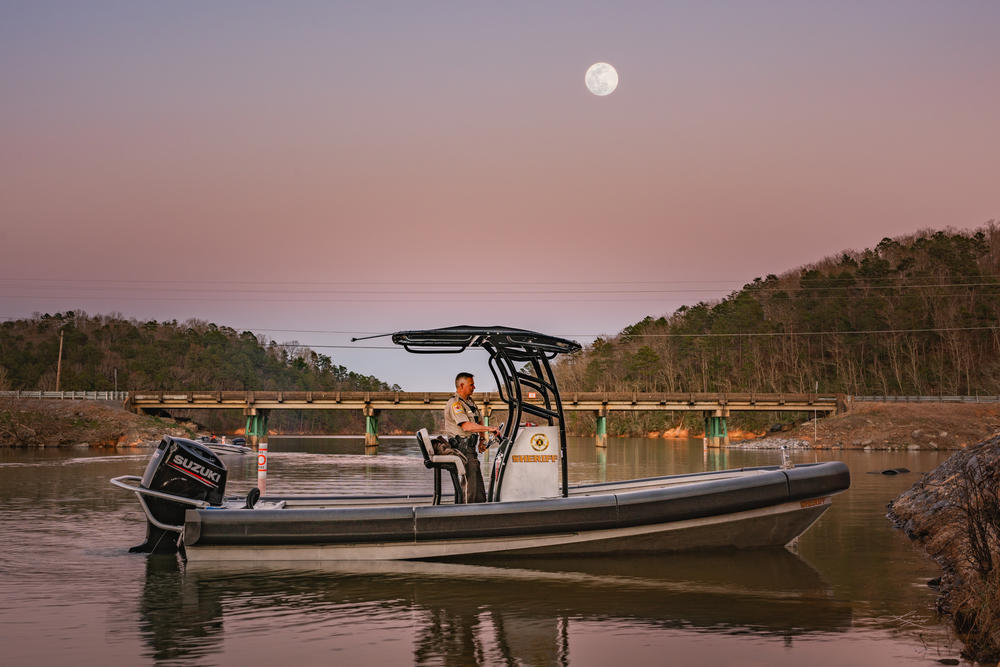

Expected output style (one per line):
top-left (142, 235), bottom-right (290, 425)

top-left (492, 425), bottom-right (561, 502)
top-left (387, 326), bottom-right (582, 501)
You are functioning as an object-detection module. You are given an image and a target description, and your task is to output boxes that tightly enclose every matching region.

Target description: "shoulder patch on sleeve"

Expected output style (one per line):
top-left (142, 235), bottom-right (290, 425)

top-left (453, 403), bottom-right (463, 412)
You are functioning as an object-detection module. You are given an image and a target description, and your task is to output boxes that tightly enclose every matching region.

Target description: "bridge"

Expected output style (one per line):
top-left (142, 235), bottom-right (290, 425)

top-left (121, 390), bottom-right (847, 447)
top-left (5, 390), bottom-right (998, 446)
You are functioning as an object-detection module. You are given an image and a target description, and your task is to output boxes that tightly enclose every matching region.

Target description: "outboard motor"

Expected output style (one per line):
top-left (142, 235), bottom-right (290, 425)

top-left (130, 436), bottom-right (228, 554)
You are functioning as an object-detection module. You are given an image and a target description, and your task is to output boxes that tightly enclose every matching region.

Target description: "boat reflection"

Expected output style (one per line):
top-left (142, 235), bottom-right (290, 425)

top-left (139, 549), bottom-right (852, 665)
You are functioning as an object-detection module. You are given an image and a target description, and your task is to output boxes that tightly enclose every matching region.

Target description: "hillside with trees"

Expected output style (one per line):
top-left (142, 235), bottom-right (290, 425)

top-left (556, 225), bottom-right (1000, 434)
top-left (0, 314), bottom-right (431, 434)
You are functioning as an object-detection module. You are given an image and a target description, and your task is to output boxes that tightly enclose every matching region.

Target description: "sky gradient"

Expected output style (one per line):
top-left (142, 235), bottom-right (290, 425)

top-left (1, 1), bottom-right (998, 390)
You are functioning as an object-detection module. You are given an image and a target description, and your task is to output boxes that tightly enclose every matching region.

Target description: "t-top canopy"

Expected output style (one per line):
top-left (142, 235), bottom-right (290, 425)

top-left (388, 325), bottom-right (580, 499)
top-left (390, 326), bottom-right (581, 357)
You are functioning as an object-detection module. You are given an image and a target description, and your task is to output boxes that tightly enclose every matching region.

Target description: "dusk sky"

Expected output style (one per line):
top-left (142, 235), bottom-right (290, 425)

top-left (2, 1), bottom-right (997, 390)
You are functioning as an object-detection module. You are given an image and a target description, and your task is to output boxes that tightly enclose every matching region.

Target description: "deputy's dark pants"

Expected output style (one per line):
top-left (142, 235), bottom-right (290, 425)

top-left (464, 456), bottom-right (487, 503)
top-left (440, 436), bottom-right (487, 503)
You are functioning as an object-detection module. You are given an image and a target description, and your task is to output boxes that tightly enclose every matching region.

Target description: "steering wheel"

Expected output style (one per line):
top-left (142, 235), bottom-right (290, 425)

top-left (480, 421), bottom-right (505, 453)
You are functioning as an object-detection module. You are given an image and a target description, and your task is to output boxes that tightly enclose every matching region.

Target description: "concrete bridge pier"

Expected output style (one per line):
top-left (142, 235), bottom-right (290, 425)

top-left (364, 406), bottom-right (379, 453)
top-left (244, 408), bottom-right (270, 450)
top-left (703, 409), bottom-right (729, 449)
top-left (595, 408), bottom-right (608, 448)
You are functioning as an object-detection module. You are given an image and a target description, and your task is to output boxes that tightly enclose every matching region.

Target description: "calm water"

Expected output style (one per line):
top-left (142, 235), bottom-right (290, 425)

top-left (0, 437), bottom-right (968, 666)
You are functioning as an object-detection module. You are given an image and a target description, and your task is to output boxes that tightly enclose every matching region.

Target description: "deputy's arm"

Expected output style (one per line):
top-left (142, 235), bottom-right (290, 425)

top-left (460, 421), bottom-right (499, 435)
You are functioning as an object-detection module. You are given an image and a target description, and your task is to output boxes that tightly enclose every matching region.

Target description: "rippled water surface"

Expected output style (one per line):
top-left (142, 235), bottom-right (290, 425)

top-left (0, 437), bottom-right (967, 666)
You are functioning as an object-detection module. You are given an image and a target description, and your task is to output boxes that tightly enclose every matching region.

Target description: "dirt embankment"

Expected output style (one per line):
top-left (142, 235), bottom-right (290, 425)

top-left (0, 398), bottom-right (197, 447)
top-left (754, 402), bottom-right (1000, 450)
top-left (888, 435), bottom-right (1000, 663)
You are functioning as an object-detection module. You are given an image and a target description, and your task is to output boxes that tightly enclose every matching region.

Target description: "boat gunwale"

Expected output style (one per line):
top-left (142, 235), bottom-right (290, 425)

top-left (238, 462), bottom-right (828, 506)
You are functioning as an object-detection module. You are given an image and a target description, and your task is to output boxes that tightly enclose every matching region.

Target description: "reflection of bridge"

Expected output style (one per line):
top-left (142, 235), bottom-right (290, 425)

top-left (124, 390), bottom-right (847, 447)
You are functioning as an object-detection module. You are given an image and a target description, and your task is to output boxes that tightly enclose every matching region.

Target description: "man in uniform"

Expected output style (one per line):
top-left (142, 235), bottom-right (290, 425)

top-left (442, 372), bottom-right (498, 503)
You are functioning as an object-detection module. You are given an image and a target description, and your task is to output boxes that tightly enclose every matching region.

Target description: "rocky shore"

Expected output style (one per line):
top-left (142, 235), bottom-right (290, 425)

top-left (0, 398), bottom-right (196, 447)
top-left (888, 434), bottom-right (1000, 663)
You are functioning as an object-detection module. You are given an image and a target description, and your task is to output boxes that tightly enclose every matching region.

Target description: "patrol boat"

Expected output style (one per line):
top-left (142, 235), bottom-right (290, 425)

top-left (111, 326), bottom-right (850, 561)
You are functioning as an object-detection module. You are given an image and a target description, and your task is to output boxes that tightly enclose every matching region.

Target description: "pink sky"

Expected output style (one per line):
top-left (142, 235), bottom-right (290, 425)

top-left (1, 1), bottom-right (997, 390)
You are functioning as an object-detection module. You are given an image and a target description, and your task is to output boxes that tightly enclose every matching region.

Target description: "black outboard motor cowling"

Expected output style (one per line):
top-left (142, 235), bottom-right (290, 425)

top-left (131, 436), bottom-right (228, 554)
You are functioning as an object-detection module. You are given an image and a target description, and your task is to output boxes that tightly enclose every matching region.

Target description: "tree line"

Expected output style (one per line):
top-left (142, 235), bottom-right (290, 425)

top-left (0, 313), bottom-right (432, 435)
top-left (555, 225), bottom-right (1000, 434)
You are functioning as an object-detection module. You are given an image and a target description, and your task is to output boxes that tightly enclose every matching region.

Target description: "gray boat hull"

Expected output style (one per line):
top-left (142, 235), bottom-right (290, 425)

top-left (182, 462), bottom-right (849, 562)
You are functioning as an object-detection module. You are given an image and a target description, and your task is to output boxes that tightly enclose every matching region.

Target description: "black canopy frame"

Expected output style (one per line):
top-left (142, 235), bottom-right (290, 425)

top-left (389, 326), bottom-right (581, 499)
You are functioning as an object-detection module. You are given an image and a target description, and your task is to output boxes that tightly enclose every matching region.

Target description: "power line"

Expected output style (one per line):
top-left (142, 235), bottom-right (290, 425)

top-left (1, 289), bottom-right (998, 304)
top-left (606, 325), bottom-right (1000, 338)
top-left (3, 311), bottom-right (997, 341)
top-left (271, 325), bottom-right (1000, 349)
top-left (0, 276), bottom-right (751, 287)
top-left (1, 281), bottom-right (998, 295)
top-left (4, 311), bottom-right (996, 349)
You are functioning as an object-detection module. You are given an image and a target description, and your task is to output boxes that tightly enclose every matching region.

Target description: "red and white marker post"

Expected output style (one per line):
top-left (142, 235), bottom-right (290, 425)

top-left (257, 439), bottom-right (268, 494)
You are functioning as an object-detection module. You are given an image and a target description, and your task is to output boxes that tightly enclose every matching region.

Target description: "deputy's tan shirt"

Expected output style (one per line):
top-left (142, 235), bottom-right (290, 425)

top-left (444, 394), bottom-right (481, 437)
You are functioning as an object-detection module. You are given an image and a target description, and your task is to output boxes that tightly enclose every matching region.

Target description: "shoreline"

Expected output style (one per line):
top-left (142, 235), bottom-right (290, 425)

top-left (888, 434), bottom-right (1000, 663)
top-left (2, 399), bottom-right (998, 450)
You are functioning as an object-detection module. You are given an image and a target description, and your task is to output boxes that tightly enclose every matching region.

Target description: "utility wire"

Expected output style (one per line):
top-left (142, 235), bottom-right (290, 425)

top-left (1, 281), bottom-right (998, 295)
top-left (3, 313), bottom-right (997, 341)
top-left (2, 290), bottom-right (998, 304)
top-left (269, 325), bottom-right (1000, 349)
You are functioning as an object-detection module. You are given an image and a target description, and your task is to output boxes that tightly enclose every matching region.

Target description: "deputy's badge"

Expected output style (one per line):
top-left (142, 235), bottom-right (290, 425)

top-left (530, 434), bottom-right (549, 451)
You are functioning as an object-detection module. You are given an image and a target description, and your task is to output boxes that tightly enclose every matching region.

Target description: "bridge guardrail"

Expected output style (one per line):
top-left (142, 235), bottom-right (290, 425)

top-left (0, 390), bottom-right (129, 401)
top-left (2, 390), bottom-right (997, 404)
top-left (852, 395), bottom-right (1000, 403)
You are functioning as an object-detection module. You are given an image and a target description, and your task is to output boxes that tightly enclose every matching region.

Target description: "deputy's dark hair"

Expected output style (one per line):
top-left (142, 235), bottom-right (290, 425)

top-left (455, 372), bottom-right (474, 386)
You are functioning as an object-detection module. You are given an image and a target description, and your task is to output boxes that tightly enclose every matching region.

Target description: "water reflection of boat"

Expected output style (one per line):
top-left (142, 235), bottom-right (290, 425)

top-left (113, 327), bottom-right (849, 560)
top-left (139, 552), bottom-right (852, 665)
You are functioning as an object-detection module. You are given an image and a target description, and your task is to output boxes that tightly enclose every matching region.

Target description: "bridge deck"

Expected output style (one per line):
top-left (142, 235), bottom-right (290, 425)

top-left (126, 390), bottom-right (843, 414)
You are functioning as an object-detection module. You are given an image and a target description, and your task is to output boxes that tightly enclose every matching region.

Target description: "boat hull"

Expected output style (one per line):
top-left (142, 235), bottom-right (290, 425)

top-left (182, 462), bottom-right (849, 562)
top-left (184, 497), bottom-right (830, 562)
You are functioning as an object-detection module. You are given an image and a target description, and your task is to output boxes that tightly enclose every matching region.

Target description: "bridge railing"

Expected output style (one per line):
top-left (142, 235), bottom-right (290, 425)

top-left (0, 390), bottom-right (129, 401)
top-left (123, 390), bottom-right (841, 406)
top-left (3, 390), bottom-right (998, 404)
top-left (852, 395), bottom-right (1000, 403)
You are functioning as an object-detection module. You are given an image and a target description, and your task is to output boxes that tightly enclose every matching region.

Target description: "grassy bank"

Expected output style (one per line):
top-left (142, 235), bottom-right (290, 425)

top-left (0, 398), bottom-right (196, 447)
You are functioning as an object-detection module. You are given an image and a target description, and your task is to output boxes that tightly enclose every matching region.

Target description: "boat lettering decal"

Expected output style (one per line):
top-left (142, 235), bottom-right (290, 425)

top-left (530, 434), bottom-right (549, 451)
top-left (800, 497), bottom-right (827, 508)
top-left (511, 454), bottom-right (558, 463)
top-left (168, 454), bottom-right (221, 487)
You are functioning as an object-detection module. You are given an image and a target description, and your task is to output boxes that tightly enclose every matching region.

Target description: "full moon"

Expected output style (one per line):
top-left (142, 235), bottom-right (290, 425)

top-left (585, 62), bottom-right (619, 96)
